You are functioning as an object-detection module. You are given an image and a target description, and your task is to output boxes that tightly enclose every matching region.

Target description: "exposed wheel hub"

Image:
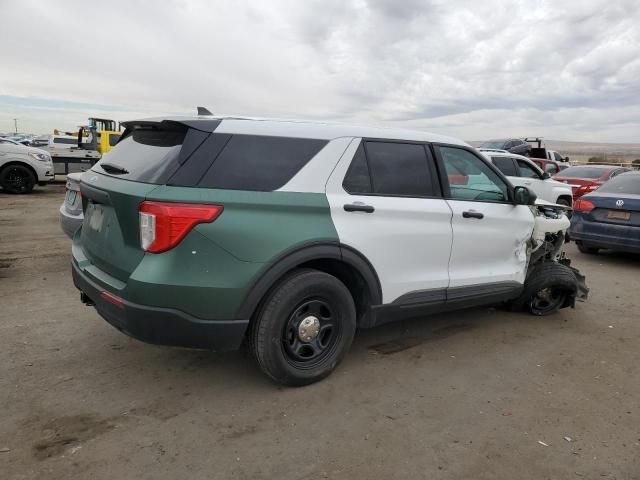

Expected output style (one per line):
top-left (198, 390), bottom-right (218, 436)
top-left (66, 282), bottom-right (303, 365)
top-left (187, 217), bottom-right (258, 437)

top-left (298, 316), bottom-right (320, 342)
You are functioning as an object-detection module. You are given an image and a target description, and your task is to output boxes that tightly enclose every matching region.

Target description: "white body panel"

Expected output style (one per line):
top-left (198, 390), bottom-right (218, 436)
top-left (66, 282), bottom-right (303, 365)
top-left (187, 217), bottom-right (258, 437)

top-left (325, 140), bottom-right (453, 303)
top-left (446, 201), bottom-right (534, 287)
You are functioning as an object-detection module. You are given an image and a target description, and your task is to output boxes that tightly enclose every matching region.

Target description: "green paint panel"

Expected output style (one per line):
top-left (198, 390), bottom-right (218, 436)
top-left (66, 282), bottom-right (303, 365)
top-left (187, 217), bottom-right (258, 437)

top-left (74, 180), bottom-right (339, 320)
top-left (146, 186), bottom-right (339, 262)
top-left (78, 173), bottom-right (158, 282)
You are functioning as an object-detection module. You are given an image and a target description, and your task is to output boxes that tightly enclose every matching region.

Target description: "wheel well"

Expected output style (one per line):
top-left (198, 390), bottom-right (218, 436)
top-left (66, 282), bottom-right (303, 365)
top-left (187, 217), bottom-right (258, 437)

top-left (298, 259), bottom-right (371, 326)
top-left (0, 161), bottom-right (38, 182)
top-left (557, 194), bottom-right (572, 205)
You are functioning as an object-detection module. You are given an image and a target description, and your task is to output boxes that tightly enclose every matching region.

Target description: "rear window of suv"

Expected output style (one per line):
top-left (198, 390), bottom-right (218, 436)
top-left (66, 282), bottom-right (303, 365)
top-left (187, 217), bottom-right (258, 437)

top-left (95, 125), bottom-right (188, 184)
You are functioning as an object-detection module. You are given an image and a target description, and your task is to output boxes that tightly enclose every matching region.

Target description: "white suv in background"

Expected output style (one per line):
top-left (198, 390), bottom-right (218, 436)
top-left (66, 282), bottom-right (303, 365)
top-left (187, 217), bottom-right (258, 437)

top-left (479, 149), bottom-right (573, 207)
top-left (0, 137), bottom-right (55, 193)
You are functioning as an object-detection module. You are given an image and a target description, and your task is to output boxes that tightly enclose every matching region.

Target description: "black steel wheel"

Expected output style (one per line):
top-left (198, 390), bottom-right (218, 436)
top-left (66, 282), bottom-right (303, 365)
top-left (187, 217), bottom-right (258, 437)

top-left (0, 164), bottom-right (36, 194)
top-left (282, 298), bottom-right (341, 368)
top-left (529, 287), bottom-right (567, 316)
top-left (250, 269), bottom-right (356, 386)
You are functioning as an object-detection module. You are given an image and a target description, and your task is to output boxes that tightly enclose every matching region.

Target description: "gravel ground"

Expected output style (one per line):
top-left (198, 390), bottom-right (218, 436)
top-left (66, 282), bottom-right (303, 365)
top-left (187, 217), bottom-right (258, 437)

top-left (1, 184), bottom-right (639, 480)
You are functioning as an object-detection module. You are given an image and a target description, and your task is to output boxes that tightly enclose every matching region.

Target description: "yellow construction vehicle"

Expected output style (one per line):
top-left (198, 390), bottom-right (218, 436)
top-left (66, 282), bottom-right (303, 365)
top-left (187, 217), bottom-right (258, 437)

top-left (77, 117), bottom-right (122, 155)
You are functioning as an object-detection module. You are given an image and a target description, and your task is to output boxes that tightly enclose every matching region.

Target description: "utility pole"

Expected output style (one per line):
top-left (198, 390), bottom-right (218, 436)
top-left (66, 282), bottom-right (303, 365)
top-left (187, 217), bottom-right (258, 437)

top-left (13, 118), bottom-right (18, 134)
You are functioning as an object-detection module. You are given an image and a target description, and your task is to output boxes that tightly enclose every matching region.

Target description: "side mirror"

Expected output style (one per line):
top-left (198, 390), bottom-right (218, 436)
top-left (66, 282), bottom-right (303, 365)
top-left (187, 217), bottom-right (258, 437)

top-left (541, 172), bottom-right (551, 180)
top-left (564, 156), bottom-right (570, 162)
top-left (514, 185), bottom-right (537, 205)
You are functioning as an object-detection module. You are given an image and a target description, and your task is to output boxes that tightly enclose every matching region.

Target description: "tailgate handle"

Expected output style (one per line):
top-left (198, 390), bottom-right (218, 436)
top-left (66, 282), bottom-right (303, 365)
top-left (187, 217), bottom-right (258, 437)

top-left (80, 183), bottom-right (111, 205)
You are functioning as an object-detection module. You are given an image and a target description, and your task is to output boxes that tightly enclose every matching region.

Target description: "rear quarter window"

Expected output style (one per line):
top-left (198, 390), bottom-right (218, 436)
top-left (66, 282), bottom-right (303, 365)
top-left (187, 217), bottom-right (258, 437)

top-left (197, 135), bottom-right (327, 191)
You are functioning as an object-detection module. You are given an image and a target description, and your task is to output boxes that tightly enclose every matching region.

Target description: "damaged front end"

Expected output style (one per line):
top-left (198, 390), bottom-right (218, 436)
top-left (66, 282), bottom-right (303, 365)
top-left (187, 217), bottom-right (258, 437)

top-left (513, 202), bottom-right (589, 315)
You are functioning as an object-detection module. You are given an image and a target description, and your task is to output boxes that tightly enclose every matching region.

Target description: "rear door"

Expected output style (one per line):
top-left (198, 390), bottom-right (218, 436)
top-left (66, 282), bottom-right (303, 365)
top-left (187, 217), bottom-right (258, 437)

top-left (326, 139), bottom-right (453, 304)
top-left (435, 146), bottom-right (534, 288)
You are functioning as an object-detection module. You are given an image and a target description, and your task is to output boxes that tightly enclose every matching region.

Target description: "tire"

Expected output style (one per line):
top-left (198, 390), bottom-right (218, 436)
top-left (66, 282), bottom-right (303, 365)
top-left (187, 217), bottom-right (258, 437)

top-left (556, 198), bottom-right (571, 207)
top-left (0, 164), bottom-right (36, 194)
top-left (511, 262), bottom-right (578, 316)
top-left (577, 242), bottom-right (599, 254)
top-left (249, 268), bottom-right (356, 386)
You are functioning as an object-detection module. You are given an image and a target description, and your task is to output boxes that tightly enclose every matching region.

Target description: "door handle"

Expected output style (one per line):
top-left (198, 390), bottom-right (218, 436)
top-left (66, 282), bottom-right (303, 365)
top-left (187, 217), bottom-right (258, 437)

top-left (462, 210), bottom-right (484, 219)
top-left (344, 203), bottom-right (375, 213)
top-left (524, 181), bottom-right (532, 185)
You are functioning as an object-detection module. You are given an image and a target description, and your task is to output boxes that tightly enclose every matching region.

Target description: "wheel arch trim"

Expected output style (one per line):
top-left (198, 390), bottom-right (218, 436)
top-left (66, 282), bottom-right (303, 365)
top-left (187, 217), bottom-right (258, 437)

top-left (236, 242), bottom-right (382, 320)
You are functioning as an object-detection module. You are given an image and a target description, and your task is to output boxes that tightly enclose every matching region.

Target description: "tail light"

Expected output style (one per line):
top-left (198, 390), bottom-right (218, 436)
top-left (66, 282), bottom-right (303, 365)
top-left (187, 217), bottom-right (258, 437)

top-left (573, 198), bottom-right (595, 212)
top-left (575, 184), bottom-right (599, 198)
top-left (139, 201), bottom-right (223, 253)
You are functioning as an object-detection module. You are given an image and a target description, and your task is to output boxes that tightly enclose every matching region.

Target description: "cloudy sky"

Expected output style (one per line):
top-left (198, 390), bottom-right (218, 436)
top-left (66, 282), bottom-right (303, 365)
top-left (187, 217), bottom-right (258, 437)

top-left (1, 0), bottom-right (639, 142)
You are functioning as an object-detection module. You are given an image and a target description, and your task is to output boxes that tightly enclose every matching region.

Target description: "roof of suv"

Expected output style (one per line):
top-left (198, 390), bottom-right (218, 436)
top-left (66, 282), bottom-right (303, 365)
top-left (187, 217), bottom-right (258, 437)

top-left (127, 115), bottom-right (469, 146)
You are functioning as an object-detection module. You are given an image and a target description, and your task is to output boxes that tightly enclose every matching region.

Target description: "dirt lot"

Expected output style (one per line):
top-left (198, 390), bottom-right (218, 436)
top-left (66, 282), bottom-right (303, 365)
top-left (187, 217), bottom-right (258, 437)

top-left (1, 184), bottom-right (639, 480)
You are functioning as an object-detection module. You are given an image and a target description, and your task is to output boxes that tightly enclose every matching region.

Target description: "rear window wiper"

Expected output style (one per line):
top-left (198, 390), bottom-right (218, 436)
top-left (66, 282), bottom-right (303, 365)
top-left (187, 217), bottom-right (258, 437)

top-left (100, 162), bottom-right (129, 175)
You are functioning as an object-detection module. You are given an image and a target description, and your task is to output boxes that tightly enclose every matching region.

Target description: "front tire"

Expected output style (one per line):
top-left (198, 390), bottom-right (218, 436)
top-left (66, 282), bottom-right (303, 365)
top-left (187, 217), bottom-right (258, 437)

top-left (249, 269), bottom-right (356, 386)
top-left (0, 164), bottom-right (36, 194)
top-left (511, 262), bottom-right (578, 316)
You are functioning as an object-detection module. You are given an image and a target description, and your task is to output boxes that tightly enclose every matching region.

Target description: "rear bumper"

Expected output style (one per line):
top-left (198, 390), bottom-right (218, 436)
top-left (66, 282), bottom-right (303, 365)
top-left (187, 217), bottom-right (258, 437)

top-left (72, 261), bottom-right (249, 351)
top-left (59, 203), bottom-right (83, 239)
top-left (570, 220), bottom-right (640, 253)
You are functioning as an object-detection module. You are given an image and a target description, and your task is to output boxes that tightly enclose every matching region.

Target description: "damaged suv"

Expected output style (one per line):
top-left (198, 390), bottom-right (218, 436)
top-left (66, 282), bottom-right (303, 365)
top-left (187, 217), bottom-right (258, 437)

top-left (71, 117), bottom-right (587, 386)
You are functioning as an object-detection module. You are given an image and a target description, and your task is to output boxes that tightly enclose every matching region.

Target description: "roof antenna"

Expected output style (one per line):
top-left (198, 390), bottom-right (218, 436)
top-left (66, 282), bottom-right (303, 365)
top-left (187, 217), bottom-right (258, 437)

top-left (197, 106), bottom-right (213, 116)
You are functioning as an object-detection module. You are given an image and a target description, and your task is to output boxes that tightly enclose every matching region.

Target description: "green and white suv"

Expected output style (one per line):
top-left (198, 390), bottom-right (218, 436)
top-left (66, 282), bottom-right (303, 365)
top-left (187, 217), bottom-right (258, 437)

top-left (72, 116), bottom-right (587, 385)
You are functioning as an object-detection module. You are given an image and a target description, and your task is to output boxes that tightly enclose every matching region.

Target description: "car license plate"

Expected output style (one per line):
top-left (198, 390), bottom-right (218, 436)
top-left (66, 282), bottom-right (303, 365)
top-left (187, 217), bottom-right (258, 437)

top-left (607, 210), bottom-right (630, 220)
top-left (66, 190), bottom-right (77, 205)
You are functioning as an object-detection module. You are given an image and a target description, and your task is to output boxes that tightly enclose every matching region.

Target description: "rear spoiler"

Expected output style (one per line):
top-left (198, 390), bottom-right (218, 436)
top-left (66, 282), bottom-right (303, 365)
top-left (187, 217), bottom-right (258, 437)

top-left (120, 118), bottom-right (221, 133)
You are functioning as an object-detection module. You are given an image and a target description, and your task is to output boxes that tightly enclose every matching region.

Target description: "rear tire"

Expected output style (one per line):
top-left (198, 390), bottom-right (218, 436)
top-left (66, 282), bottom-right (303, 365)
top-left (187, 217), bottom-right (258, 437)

top-left (577, 242), bottom-right (599, 254)
top-left (249, 269), bottom-right (356, 386)
top-left (0, 164), bottom-right (36, 194)
top-left (511, 262), bottom-right (578, 316)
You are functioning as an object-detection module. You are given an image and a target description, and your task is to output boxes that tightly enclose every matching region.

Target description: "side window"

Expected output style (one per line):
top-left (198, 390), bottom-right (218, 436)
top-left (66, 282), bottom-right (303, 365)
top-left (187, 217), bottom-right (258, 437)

top-left (343, 141), bottom-right (436, 197)
top-left (545, 163), bottom-right (559, 175)
top-left (198, 135), bottom-right (327, 191)
top-left (491, 156), bottom-right (518, 176)
top-left (342, 144), bottom-right (372, 193)
top-left (439, 147), bottom-right (509, 203)
top-left (517, 160), bottom-right (541, 179)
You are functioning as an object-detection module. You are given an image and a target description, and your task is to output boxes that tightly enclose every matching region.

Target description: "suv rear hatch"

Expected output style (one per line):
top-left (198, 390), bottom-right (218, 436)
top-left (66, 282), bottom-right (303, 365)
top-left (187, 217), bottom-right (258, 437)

top-left (78, 121), bottom-right (212, 283)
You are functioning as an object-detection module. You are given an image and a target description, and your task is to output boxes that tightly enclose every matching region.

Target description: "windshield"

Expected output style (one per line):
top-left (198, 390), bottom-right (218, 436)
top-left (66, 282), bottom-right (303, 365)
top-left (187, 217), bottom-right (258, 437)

top-left (597, 174), bottom-right (640, 195)
top-left (480, 140), bottom-right (506, 149)
top-left (557, 166), bottom-right (607, 179)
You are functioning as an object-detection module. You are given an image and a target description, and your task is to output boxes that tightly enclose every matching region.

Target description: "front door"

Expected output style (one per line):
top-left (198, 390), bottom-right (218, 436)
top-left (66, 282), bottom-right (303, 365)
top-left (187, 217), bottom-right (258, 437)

top-left (435, 146), bottom-right (534, 288)
top-left (325, 139), bottom-right (453, 304)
